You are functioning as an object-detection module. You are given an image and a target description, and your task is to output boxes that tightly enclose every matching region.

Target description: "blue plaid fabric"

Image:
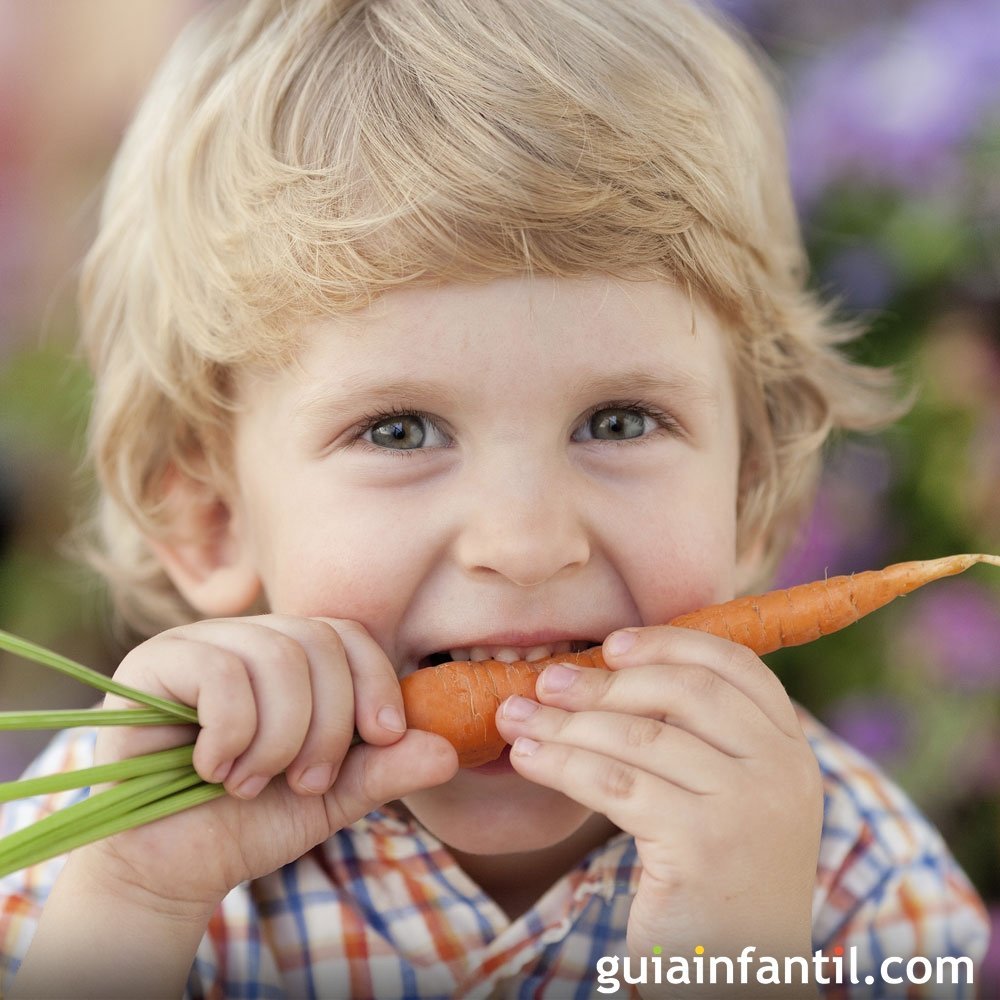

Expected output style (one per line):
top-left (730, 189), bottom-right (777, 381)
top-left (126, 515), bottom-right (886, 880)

top-left (0, 707), bottom-right (990, 998)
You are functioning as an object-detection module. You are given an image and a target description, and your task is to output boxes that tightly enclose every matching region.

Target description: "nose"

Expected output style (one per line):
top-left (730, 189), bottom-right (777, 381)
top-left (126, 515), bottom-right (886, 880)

top-left (452, 460), bottom-right (591, 588)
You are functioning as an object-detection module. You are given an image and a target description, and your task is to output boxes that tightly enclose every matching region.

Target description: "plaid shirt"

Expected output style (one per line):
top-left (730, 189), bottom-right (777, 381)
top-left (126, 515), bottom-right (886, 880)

top-left (0, 706), bottom-right (989, 999)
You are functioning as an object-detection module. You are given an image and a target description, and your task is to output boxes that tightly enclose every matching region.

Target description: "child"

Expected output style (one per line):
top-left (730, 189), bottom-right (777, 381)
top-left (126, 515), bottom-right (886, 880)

top-left (0, 0), bottom-right (989, 996)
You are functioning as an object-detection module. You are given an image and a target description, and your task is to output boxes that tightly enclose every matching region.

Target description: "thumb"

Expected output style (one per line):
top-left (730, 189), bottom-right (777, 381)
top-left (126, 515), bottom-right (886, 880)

top-left (323, 729), bottom-right (458, 827)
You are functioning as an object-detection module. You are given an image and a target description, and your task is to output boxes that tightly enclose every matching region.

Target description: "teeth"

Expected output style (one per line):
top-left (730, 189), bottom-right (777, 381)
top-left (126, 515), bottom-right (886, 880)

top-left (450, 640), bottom-right (576, 663)
top-left (524, 645), bottom-right (556, 662)
top-left (470, 646), bottom-right (514, 663)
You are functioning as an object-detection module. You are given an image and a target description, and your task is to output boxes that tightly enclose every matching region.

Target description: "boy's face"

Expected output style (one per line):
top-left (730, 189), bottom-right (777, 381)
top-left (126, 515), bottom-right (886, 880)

top-left (230, 274), bottom-right (743, 853)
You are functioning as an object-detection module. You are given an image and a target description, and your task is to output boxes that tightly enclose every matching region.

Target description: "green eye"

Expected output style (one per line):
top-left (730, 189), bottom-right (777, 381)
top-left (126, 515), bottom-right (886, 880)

top-left (369, 414), bottom-right (426, 449)
top-left (588, 408), bottom-right (647, 440)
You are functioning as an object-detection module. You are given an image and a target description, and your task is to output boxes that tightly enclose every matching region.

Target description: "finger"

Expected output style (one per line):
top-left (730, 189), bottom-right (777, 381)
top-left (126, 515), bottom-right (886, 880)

top-left (237, 617), bottom-right (356, 795)
top-left (533, 660), bottom-right (778, 758)
top-left (507, 737), bottom-right (690, 842)
top-left (601, 626), bottom-right (802, 738)
top-left (323, 730), bottom-right (458, 827)
top-left (108, 634), bottom-right (259, 785)
top-left (173, 619), bottom-right (314, 797)
top-left (496, 697), bottom-right (728, 793)
top-left (317, 619), bottom-right (407, 746)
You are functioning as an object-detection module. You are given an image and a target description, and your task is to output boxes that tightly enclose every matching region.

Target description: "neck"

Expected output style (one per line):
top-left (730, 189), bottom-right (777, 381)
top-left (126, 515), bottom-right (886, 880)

top-left (449, 812), bottom-right (619, 921)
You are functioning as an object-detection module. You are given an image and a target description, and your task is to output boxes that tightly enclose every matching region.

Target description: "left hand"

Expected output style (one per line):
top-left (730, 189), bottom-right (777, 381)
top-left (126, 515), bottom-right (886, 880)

top-left (495, 625), bottom-right (824, 997)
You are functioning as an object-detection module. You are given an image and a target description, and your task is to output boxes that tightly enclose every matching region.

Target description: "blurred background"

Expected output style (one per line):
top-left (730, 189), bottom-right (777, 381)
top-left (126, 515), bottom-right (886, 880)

top-left (0, 0), bottom-right (997, 983)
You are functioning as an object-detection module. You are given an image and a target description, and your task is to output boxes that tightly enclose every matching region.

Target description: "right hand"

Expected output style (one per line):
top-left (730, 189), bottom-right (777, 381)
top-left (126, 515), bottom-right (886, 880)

top-left (74, 615), bottom-right (458, 921)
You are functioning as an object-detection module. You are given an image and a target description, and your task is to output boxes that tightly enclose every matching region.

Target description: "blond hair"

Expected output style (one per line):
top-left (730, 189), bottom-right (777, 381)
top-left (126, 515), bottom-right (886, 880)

top-left (79, 0), bottom-right (899, 636)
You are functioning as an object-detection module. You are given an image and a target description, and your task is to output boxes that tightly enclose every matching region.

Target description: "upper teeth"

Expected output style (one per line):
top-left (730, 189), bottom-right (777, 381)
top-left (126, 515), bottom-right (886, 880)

top-left (447, 640), bottom-right (579, 663)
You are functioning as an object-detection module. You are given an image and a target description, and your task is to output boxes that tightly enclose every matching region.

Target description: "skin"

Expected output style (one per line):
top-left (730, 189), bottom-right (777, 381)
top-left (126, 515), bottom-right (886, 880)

top-left (13, 275), bottom-right (822, 998)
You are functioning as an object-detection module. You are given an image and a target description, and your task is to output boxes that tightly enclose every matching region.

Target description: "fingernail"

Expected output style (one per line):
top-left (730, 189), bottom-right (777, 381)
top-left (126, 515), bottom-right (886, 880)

top-left (234, 774), bottom-right (268, 799)
top-left (299, 763), bottom-right (334, 793)
top-left (511, 736), bottom-right (540, 757)
top-left (605, 629), bottom-right (638, 656)
top-left (376, 705), bottom-right (406, 733)
top-left (502, 696), bottom-right (539, 721)
top-left (211, 760), bottom-right (232, 784)
top-left (541, 662), bottom-right (580, 693)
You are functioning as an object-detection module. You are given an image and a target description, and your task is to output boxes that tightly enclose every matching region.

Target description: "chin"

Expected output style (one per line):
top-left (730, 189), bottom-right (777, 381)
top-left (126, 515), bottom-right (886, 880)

top-left (401, 772), bottom-right (594, 855)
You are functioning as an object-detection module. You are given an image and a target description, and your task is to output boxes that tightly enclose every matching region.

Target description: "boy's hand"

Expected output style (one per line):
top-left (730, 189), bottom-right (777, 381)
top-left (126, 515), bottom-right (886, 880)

top-left (495, 626), bottom-right (823, 997)
top-left (82, 616), bottom-right (458, 920)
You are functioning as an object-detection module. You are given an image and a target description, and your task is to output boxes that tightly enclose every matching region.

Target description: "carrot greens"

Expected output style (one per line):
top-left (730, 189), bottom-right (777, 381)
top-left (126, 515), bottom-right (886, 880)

top-left (0, 629), bottom-right (197, 723)
top-left (0, 628), bottom-right (209, 878)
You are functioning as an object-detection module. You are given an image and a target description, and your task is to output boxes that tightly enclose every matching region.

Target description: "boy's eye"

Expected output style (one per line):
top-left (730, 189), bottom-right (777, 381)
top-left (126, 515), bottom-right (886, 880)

top-left (368, 414), bottom-right (428, 449)
top-left (577, 406), bottom-right (653, 442)
top-left (360, 411), bottom-right (450, 451)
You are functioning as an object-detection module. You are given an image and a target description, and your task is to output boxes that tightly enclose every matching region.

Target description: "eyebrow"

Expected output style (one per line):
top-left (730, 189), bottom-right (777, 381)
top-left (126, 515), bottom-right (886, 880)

top-left (294, 366), bottom-right (718, 427)
top-left (293, 376), bottom-right (462, 428)
top-left (566, 368), bottom-right (720, 405)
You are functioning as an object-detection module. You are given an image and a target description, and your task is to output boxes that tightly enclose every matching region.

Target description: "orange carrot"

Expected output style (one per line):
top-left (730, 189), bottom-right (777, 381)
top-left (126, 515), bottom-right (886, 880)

top-left (400, 554), bottom-right (1000, 767)
top-left (668, 553), bottom-right (1000, 655)
top-left (401, 649), bottom-right (607, 767)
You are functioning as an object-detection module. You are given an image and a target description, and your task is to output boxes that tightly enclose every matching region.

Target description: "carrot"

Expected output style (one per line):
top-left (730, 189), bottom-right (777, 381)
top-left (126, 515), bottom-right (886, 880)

top-left (400, 554), bottom-right (1000, 767)
top-left (401, 649), bottom-right (607, 768)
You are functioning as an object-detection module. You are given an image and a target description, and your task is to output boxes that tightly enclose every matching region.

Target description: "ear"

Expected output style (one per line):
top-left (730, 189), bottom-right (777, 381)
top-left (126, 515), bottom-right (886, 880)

top-left (146, 465), bottom-right (262, 618)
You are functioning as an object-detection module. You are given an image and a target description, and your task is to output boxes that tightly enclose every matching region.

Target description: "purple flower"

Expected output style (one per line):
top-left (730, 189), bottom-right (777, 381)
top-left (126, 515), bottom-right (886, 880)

top-left (826, 694), bottom-right (911, 764)
top-left (820, 245), bottom-right (897, 311)
top-left (786, 0), bottom-right (1000, 204)
top-left (903, 581), bottom-right (1000, 691)
top-left (775, 443), bottom-right (896, 587)
top-left (710, 0), bottom-right (773, 38)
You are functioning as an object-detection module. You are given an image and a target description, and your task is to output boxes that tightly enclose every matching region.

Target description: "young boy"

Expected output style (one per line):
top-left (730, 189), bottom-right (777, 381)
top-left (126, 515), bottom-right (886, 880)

top-left (0, 0), bottom-right (989, 996)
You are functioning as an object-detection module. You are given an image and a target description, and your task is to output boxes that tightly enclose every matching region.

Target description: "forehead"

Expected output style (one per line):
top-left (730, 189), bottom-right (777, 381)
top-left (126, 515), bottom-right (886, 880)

top-left (244, 274), bottom-right (735, 412)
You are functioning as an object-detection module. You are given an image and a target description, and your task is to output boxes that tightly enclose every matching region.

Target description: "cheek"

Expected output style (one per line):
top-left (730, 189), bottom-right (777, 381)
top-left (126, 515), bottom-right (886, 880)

top-left (269, 549), bottom-right (398, 622)
top-left (615, 474), bottom-right (739, 625)
top-left (254, 494), bottom-right (437, 623)
top-left (232, 421), bottom-right (446, 625)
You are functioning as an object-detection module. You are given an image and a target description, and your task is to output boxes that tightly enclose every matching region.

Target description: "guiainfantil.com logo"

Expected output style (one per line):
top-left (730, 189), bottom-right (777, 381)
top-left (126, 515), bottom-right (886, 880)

top-left (594, 944), bottom-right (975, 993)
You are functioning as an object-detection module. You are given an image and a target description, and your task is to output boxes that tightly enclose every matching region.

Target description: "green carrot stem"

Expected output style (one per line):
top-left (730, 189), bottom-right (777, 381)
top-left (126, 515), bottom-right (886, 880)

top-left (0, 745), bottom-right (196, 804)
top-left (0, 629), bottom-right (197, 724)
top-left (0, 628), bottom-right (227, 880)
top-left (0, 768), bottom-right (204, 875)
top-left (0, 767), bottom-right (199, 872)
top-left (0, 779), bottom-right (226, 878)
top-left (0, 775), bottom-right (225, 878)
top-left (63, 779), bottom-right (224, 856)
top-left (0, 708), bottom-right (189, 731)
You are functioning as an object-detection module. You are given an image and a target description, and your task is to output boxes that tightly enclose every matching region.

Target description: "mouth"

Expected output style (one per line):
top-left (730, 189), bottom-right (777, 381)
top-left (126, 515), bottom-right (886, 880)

top-left (414, 638), bottom-right (599, 672)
